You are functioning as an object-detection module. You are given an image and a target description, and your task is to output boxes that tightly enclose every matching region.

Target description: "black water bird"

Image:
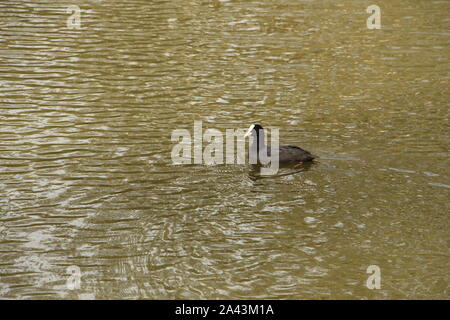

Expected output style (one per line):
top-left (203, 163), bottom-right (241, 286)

top-left (244, 124), bottom-right (316, 166)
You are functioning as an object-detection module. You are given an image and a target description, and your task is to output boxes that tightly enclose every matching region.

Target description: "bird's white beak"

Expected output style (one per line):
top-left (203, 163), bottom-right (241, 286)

top-left (244, 124), bottom-right (255, 138)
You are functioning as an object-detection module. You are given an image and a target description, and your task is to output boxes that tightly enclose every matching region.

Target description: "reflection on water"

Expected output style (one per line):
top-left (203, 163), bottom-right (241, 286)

top-left (0, 0), bottom-right (448, 299)
top-left (248, 162), bottom-right (315, 180)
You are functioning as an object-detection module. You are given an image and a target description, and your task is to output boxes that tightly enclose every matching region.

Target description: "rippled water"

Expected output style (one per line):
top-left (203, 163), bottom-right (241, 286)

top-left (0, 0), bottom-right (449, 299)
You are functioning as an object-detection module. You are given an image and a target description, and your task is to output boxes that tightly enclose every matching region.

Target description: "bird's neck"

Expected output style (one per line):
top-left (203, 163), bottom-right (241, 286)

top-left (255, 131), bottom-right (265, 151)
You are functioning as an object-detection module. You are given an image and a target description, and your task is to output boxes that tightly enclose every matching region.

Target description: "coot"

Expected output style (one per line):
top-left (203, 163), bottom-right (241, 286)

top-left (244, 124), bottom-right (316, 165)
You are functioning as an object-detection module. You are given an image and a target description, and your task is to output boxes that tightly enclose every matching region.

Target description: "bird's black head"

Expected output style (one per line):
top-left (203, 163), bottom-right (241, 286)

top-left (253, 124), bottom-right (263, 132)
top-left (244, 124), bottom-right (264, 137)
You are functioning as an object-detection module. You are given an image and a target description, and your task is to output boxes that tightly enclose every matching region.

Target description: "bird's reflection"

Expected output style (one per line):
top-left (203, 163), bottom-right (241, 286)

top-left (248, 161), bottom-right (315, 181)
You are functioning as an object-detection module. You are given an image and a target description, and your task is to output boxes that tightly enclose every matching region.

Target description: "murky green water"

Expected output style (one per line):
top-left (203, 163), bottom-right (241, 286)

top-left (0, 0), bottom-right (449, 299)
